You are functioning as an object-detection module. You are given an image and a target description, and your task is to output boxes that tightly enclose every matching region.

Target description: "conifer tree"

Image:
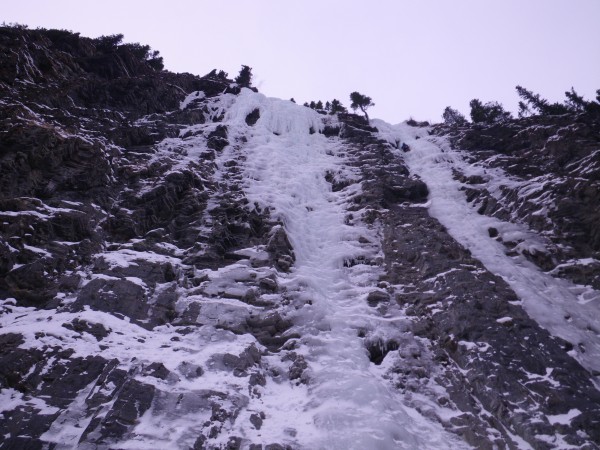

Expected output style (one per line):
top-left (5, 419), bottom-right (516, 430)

top-left (315, 100), bottom-right (324, 110)
top-left (469, 99), bottom-right (511, 123)
top-left (329, 99), bottom-right (347, 114)
top-left (469, 99), bottom-right (487, 123)
top-left (235, 65), bottom-right (252, 87)
top-left (516, 86), bottom-right (550, 114)
top-left (350, 92), bottom-right (374, 121)
top-left (515, 85), bottom-right (569, 115)
top-left (518, 101), bottom-right (531, 118)
top-left (442, 106), bottom-right (467, 126)
top-left (564, 87), bottom-right (587, 112)
top-left (95, 34), bottom-right (124, 52)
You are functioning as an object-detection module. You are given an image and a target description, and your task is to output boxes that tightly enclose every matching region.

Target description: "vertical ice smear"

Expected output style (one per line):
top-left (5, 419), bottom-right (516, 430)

top-left (375, 120), bottom-right (600, 376)
top-left (227, 91), bottom-right (470, 449)
top-left (40, 378), bottom-right (100, 447)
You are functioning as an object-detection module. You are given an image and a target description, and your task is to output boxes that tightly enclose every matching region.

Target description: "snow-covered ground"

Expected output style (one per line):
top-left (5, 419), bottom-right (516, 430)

top-left (375, 120), bottom-right (600, 378)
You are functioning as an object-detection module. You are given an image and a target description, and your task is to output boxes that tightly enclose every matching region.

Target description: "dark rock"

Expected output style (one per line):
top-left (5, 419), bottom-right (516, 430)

top-left (322, 125), bottom-right (340, 137)
top-left (265, 444), bottom-right (286, 450)
top-left (246, 312), bottom-right (293, 350)
top-left (73, 278), bottom-right (148, 323)
top-left (378, 203), bottom-right (600, 448)
top-left (142, 362), bottom-right (170, 379)
top-left (207, 125), bottom-right (229, 152)
top-left (366, 339), bottom-right (399, 365)
top-left (163, 262), bottom-right (177, 282)
top-left (249, 413), bottom-right (263, 429)
top-left (366, 290), bottom-right (390, 307)
top-left (178, 362), bottom-right (204, 379)
top-left (215, 345), bottom-right (262, 375)
top-left (383, 178), bottom-right (428, 203)
top-left (1, 261), bottom-right (55, 305)
top-left (227, 436), bottom-right (243, 449)
top-left (267, 226), bottom-right (295, 272)
top-left (288, 355), bottom-right (308, 382)
top-left (245, 108), bottom-right (260, 126)
top-left (324, 170), bottom-right (352, 192)
top-left (259, 276), bottom-right (278, 292)
top-left (193, 435), bottom-right (207, 450)
top-left (62, 319), bottom-right (110, 340)
top-left (83, 379), bottom-right (155, 442)
top-left (249, 372), bottom-right (267, 387)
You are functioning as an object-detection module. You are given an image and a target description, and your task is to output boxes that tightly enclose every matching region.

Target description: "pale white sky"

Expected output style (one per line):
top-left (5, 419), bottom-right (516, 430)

top-left (3, 0), bottom-right (599, 123)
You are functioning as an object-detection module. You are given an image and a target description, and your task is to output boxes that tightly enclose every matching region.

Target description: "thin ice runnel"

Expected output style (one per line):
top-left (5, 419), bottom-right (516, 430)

top-left (230, 90), bottom-right (470, 449)
top-left (375, 120), bottom-right (600, 377)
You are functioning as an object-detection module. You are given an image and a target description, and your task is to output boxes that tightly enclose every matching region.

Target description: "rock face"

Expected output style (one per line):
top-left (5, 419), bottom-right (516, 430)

top-left (433, 115), bottom-right (600, 289)
top-left (350, 117), bottom-right (600, 449)
top-left (1, 26), bottom-right (599, 450)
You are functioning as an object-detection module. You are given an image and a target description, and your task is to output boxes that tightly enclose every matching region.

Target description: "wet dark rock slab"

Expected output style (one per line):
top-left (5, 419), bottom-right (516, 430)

top-left (381, 204), bottom-right (600, 448)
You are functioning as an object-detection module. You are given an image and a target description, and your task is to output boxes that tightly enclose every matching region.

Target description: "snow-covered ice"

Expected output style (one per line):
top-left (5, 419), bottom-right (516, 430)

top-left (219, 90), bottom-right (470, 449)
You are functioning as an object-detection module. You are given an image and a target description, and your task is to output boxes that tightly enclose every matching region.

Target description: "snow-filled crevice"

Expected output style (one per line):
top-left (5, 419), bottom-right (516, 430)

top-left (375, 120), bottom-right (600, 377)
top-left (226, 91), bottom-right (470, 449)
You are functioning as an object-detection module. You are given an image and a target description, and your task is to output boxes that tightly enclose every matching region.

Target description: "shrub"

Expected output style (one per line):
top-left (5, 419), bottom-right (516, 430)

top-left (469, 99), bottom-right (512, 124)
top-left (442, 106), bottom-right (467, 126)
top-left (114, 41), bottom-right (164, 71)
top-left (329, 99), bottom-right (347, 114)
top-left (95, 34), bottom-right (124, 53)
top-left (235, 65), bottom-right (252, 87)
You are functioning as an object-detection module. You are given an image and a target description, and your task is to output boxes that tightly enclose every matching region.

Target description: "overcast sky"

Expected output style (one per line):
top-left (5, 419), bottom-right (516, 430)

top-left (4, 0), bottom-right (599, 123)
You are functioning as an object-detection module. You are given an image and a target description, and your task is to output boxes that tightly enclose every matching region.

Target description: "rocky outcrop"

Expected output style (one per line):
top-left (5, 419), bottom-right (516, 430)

top-left (340, 118), bottom-right (600, 449)
top-left (0, 26), bottom-right (248, 306)
top-left (433, 113), bottom-right (600, 289)
top-left (0, 26), bottom-right (296, 449)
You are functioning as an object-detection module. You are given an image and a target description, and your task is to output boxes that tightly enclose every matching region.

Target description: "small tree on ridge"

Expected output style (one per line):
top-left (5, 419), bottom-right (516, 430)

top-left (235, 65), bottom-right (252, 87)
top-left (350, 91), bottom-right (374, 121)
top-left (442, 106), bottom-right (467, 126)
top-left (469, 99), bottom-right (512, 124)
top-left (329, 99), bottom-right (347, 114)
